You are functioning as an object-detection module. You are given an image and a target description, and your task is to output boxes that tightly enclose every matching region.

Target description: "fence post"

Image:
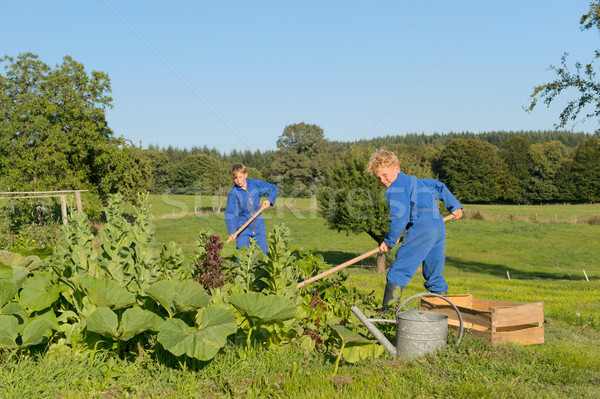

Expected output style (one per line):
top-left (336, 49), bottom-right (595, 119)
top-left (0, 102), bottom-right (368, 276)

top-left (75, 190), bottom-right (83, 212)
top-left (60, 195), bottom-right (68, 226)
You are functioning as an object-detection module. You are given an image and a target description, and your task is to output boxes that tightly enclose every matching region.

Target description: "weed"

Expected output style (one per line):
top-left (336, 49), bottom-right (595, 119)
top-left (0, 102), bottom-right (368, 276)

top-left (586, 215), bottom-right (600, 225)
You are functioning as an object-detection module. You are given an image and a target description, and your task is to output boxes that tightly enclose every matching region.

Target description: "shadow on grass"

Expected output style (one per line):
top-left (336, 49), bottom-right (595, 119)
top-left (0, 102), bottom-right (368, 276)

top-left (312, 252), bottom-right (596, 282)
top-left (446, 256), bottom-right (598, 281)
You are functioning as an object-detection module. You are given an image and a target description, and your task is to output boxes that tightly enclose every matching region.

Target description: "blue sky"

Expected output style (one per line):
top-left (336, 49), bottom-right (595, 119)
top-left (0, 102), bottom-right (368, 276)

top-left (2, 1), bottom-right (598, 152)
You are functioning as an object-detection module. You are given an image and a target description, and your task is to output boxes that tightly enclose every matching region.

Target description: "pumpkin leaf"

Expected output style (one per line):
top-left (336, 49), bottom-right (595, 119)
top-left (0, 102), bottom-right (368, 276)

top-left (0, 315), bottom-right (19, 348)
top-left (86, 307), bottom-right (119, 339)
top-left (158, 305), bottom-right (236, 361)
top-left (78, 276), bottom-right (136, 309)
top-left (146, 280), bottom-right (209, 316)
top-left (120, 307), bottom-right (164, 341)
top-left (21, 317), bottom-right (54, 348)
top-left (19, 272), bottom-right (61, 312)
top-left (229, 292), bottom-right (295, 325)
top-left (0, 280), bottom-right (17, 308)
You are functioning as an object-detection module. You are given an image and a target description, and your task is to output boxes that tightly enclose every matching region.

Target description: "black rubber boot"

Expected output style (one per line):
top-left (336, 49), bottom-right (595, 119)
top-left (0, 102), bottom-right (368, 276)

top-left (382, 283), bottom-right (404, 309)
top-left (430, 291), bottom-right (448, 296)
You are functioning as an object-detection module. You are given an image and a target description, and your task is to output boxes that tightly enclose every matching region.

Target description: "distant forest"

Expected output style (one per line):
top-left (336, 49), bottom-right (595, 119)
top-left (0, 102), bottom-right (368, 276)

top-left (145, 129), bottom-right (599, 204)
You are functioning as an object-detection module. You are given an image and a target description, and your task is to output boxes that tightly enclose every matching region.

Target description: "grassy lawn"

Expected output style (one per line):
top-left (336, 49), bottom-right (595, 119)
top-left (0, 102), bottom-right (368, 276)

top-left (2, 197), bottom-right (599, 398)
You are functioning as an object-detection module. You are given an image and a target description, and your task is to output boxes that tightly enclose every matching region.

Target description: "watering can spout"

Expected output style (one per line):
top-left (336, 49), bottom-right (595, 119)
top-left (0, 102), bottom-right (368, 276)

top-left (351, 305), bottom-right (398, 357)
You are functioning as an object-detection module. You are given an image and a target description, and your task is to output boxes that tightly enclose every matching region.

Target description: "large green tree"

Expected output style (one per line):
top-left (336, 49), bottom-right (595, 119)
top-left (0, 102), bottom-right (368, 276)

top-left (499, 137), bottom-right (531, 203)
top-left (0, 53), bottom-right (150, 202)
top-left (527, 1), bottom-right (600, 133)
top-left (142, 149), bottom-right (173, 194)
top-left (525, 141), bottom-right (568, 202)
top-left (438, 139), bottom-right (505, 203)
top-left (169, 154), bottom-right (229, 194)
top-left (566, 136), bottom-right (600, 202)
top-left (267, 122), bottom-right (329, 196)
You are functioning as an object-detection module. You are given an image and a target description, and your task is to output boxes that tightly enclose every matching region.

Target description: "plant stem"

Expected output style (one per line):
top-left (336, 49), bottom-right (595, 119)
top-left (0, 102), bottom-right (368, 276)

top-left (332, 341), bottom-right (346, 377)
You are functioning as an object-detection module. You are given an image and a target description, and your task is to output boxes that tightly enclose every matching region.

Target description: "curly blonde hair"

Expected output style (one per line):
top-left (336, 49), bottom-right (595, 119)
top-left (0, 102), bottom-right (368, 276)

top-left (366, 150), bottom-right (400, 174)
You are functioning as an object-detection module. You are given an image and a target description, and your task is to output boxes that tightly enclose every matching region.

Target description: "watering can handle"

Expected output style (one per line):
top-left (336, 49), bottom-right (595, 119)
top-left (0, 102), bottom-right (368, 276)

top-left (395, 293), bottom-right (464, 346)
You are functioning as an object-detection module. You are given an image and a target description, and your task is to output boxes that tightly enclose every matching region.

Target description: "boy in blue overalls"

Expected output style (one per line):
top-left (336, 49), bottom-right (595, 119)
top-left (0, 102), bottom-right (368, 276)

top-left (366, 150), bottom-right (463, 308)
top-left (225, 163), bottom-right (278, 254)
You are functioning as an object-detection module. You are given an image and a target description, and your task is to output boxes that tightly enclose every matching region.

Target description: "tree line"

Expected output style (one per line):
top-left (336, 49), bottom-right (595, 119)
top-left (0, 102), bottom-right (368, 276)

top-left (150, 129), bottom-right (599, 204)
top-left (2, 53), bottom-right (599, 218)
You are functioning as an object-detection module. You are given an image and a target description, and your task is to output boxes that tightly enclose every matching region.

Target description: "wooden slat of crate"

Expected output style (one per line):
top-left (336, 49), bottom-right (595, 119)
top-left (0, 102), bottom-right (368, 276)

top-left (472, 297), bottom-right (522, 311)
top-left (421, 300), bottom-right (492, 329)
top-left (490, 325), bottom-right (544, 346)
top-left (420, 295), bottom-right (544, 346)
top-left (491, 302), bottom-right (544, 328)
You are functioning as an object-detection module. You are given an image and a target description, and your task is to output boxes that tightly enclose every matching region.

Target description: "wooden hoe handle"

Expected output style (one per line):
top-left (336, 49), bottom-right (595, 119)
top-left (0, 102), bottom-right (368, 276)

top-left (226, 206), bottom-right (266, 243)
top-left (296, 213), bottom-right (456, 289)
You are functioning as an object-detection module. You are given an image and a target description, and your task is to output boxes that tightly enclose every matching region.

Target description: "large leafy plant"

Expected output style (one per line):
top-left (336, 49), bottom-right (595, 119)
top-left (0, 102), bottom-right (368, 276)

top-left (0, 195), bottom-right (235, 361)
top-left (0, 254), bottom-right (57, 349)
top-left (0, 196), bottom-right (383, 368)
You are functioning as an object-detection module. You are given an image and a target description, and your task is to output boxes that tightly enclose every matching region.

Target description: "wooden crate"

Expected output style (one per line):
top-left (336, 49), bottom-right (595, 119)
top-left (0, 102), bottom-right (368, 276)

top-left (419, 294), bottom-right (544, 346)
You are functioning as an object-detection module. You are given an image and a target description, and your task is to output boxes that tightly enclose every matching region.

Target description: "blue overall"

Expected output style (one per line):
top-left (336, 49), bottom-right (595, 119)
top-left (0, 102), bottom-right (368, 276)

top-left (224, 179), bottom-right (277, 254)
top-left (383, 173), bottom-right (461, 292)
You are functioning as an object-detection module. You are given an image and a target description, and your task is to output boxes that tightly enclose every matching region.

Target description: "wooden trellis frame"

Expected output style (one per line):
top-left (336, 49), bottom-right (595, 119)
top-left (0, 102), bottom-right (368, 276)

top-left (0, 190), bottom-right (88, 225)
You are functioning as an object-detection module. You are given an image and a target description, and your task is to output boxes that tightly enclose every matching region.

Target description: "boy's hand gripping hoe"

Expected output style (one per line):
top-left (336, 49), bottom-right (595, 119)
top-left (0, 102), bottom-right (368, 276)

top-left (226, 206), bottom-right (266, 243)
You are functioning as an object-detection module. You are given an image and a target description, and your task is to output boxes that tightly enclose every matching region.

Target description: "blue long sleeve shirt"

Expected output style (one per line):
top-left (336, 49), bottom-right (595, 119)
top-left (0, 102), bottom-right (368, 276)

top-left (383, 173), bottom-right (461, 249)
top-left (224, 179), bottom-right (278, 235)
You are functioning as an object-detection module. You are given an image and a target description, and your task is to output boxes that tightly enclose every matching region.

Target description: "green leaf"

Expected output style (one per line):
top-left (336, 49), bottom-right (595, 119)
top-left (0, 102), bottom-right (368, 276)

top-left (0, 250), bottom-right (43, 270)
top-left (173, 280), bottom-right (210, 312)
top-left (342, 342), bottom-right (386, 363)
top-left (146, 280), bottom-right (209, 315)
top-left (0, 263), bottom-right (13, 280)
top-left (330, 324), bottom-right (383, 364)
top-left (330, 324), bottom-right (373, 344)
top-left (120, 307), bottom-right (163, 341)
top-left (21, 317), bottom-right (54, 348)
top-left (78, 276), bottom-right (136, 309)
top-left (19, 272), bottom-right (61, 312)
top-left (157, 318), bottom-right (189, 356)
top-left (87, 307), bottom-right (119, 339)
top-left (0, 251), bottom-right (43, 288)
top-left (0, 280), bottom-right (18, 308)
top-left (145, 280), bottom-right (176, 315)
top-left (0, 315), bottom-right (19, 348)
top-left (229, 292), bottom-right (296, 324)
top-left (1, 303), bottom-right (28, 325)
top-left (158, 305), bottom-right (237, 361)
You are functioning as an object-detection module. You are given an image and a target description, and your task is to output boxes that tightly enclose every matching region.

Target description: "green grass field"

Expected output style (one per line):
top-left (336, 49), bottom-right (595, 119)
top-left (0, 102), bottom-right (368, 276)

top-left (2, 196), bottom-right (599, 398)
top-left (147, 194), bottom-right (600, 223)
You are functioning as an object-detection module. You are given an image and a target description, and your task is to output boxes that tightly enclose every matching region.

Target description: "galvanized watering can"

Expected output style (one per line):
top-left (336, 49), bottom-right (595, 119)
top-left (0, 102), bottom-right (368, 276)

top-left (351, 293), bottom-right (464, 358)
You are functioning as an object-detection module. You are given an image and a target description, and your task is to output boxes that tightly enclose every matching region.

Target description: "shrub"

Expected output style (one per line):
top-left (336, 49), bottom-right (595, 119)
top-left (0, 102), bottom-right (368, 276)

top-left (467, 210), bottom-right (486, 220)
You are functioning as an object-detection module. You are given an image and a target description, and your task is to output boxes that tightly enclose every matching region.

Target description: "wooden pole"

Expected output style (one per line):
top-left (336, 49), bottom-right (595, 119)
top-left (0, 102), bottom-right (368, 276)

top-left (0, 190), bottom-right (88, 195)
top-left (75, 190), bottom-right (83, 212)
top-left (60, 195), bottom-right (68, 226)
top-left (297, 247), bottom-right (381, 289)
